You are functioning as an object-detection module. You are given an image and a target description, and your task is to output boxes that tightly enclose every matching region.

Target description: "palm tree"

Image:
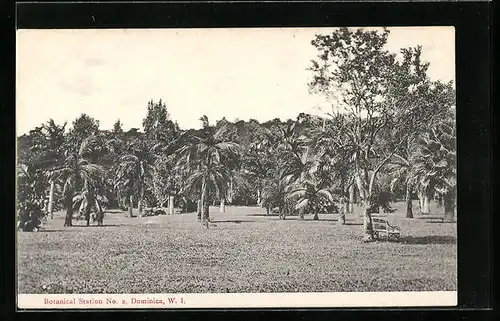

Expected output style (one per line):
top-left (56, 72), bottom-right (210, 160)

top-left (386, 136), bottom-right (420, 218)
top-left (177, 116), bottom-right (240, 222)
top-left (261, 176), bottom-right (287, 217)
top-left (413, 121), bottom-right (456, 221)
top-left (184, 163), bottom-right (232, 220)
top-left (114, 137), bottom-right (158, 217)
top-left (52, 137), bottom-right (105, 226)
top-left (280, 147), bottom-right (317, 187)
top-left (115, 154), bottom-right (148, 217)
top-left (17, 163), bottom-right (48, 230)
top-left (286, 177), bottom-right (336, 221)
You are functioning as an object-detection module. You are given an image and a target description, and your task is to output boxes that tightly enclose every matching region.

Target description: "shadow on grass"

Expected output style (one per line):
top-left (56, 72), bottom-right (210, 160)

top-left (400, 235), bottom-right (456, 245)
top-left (40, 224), bottom-right (126, 232)
top-left (211, 220), bottom-right (256, 224)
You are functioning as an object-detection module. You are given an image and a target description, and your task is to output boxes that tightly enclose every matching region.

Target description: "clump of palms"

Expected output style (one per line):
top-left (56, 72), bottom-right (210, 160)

top-left (261, 176), bottom-right (288, 217)
top-left (177, 116), bottom-right (240, 223)
top-left (52, 137), bottom-right (105, 226)
top-left (114, 138), bottom-right (155, 217)
top-left (286, 176), bottom-right (336, 221)
top-left (413, 121), bottom-right (456, 221)
top-left (17, 164), bottom-right (47, 231)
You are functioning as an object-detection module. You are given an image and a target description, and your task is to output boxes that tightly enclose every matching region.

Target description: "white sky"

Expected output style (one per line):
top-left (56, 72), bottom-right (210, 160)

top-left (16, 27), bottom-right (455, 135)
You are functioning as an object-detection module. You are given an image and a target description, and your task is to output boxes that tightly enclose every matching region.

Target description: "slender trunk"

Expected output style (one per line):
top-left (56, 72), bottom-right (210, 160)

top-left (338, 197), bottom-right (346, 225)
top-left (64, 197), bottom-right (73, 227)
top-left (405, 181), bottom-right (414, 218)
top-left (362, 199), bottom-right (375, 241)
top-left (257, 189), bottom-right (261, 206)
top-left (197, 199), bottom-right (202, 221)
top-left (200, 180), bottom-right (208, 222)
top-left (128, 195), bottom-right (134, 218)
top-left (423, 195), bottom-right (430, 214)
top-left (117, 189), bottom-right (121, 209)
top-left (78, 199), bottom-right (86, 219)
top-left (138, 198), bottom-right (143, 218)
top-left (348, 184), bottom-right (355, 213)
top-left (95, 199), bottom-right (104, 225)
top-left (418, 192), bottom-right (425, 213)
top-left (266, 206), bottom-right (270, 215)
top-left (437, 194), bottom-right (443, 207)
top-left (443, 192), bottom-right (455, 222)
top-left (220, 198), bottom-right (225, 213)
top-left (85, 200), bottom-right (91, 226)
top-left (169, 195), bottom-right (174, 215)
top-left (203, 188), bottom-right (210, 222)
top-left (228, 178), bottom-right (233, 204)
top-left (138, 182), bottom-right (145, 217)
top-left (313, 211), bottom-right (319, 220)
top-left (48, 180), bottom-right (55, 219)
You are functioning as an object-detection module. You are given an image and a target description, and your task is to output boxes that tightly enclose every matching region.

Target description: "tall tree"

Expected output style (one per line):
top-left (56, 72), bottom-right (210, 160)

top-left (177, 116), bottom-right (240, 222)
top-left (115, 137), bottom-right (154, 217)
top-left (142, 99), bottom-right (180, 212)
top-left (309, 28), bottom-right (403, 241)
top-left (67, 113), bottom-right (100, 153)
top-left (385, 47), bottom-right (456, 218)
top-left (414, 120), bottom-right (456, 221)
top-left (52, 137), bottom-right (105, 226)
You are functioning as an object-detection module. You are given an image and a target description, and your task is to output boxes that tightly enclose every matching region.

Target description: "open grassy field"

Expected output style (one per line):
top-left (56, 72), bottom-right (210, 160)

top-left (17, 202), bottom-right (456, 294)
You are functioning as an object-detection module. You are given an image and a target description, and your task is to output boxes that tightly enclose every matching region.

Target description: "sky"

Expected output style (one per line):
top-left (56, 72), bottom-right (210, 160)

top-left (16, 27), bottom-right (455, 135)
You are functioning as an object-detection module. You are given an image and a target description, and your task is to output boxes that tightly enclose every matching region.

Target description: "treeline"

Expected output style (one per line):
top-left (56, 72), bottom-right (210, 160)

top-left (17, 28), bottom-right (456, 241)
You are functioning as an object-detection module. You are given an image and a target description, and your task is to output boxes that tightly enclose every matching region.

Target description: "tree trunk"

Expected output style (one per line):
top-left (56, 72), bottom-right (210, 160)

top-left (437, 194), bottom-right (443, 207)
top-left (348, 184), bottom-right (355, 213)
top-left (201, 181), bottom-right (209, 222)
top-left (405, 182), bottom-right (414, 218)
top-left (64, 198), bottom-right (73, 227)
top-left (203, 189), bottom-right (210, 222)
top-left (257, 189), bottom-right (261, 206)
top-left (220, 198), bottom-right (225, 213)
top-left (266, 206), bottom-right (270, 215)
top-left (128, 195), bottom-right (134, 218)
top-left (313, 205), bottom-right (319, 220)
top-left (78, 199), bottom-right (86, 219)
top-left (418, 192), bottom-right (425, 213)
top-left (48, 180), bottom-right (55, 219)
top-left (338, 197), bottom-right (346, 225)
top-left (138, 194), bottom-right (143, 218)
top-left (137, 183), bottom-right (144, 217)
top-left (228, 178), bottom-right (233, 204)
top-left (85, 201), bottom-right (91, 226)
top-left (362, 199), bottom-right (375, 242)
top-left (443, 192), bottom-right (455, 222)
top-left (197, 199), bottom-right (202, 221)
top-left (169, 195), bottom-right (175, 215)
top-left (423, 195), bottom-right (430, 214)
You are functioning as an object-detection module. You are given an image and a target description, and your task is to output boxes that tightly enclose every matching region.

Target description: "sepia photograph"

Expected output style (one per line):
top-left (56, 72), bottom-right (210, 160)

top-left (16, 27), bottom-right (457, 309)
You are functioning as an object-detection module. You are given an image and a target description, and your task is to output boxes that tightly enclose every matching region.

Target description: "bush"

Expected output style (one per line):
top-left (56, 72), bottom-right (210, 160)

top-left (17, 201), bottom-right (44, 232)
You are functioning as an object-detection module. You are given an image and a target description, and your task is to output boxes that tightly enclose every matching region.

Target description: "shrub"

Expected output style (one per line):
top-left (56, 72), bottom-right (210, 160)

top-left (17, 200), bottom-right (44, 232)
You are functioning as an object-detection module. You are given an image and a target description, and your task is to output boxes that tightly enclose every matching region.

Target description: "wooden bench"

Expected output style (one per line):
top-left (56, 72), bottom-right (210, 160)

top-left (372, 217), bottom-right (401, 240)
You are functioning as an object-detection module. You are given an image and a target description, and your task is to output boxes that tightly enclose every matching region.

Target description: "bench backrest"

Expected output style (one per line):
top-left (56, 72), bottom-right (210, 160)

top-left (372, 218), bottom-right (388, 231)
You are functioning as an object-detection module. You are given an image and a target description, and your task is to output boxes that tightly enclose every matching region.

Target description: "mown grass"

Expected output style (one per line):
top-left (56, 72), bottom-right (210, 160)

top-left (17, 202), bottom-right (456, 294)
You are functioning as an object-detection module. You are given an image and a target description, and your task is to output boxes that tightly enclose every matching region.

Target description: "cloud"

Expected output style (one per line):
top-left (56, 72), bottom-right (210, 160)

top-left (59, 76), bottom-right (94, 96)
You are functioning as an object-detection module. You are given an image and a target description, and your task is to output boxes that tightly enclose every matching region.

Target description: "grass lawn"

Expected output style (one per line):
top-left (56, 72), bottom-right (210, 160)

top-left (17, 202), bottom-right (456, 294)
